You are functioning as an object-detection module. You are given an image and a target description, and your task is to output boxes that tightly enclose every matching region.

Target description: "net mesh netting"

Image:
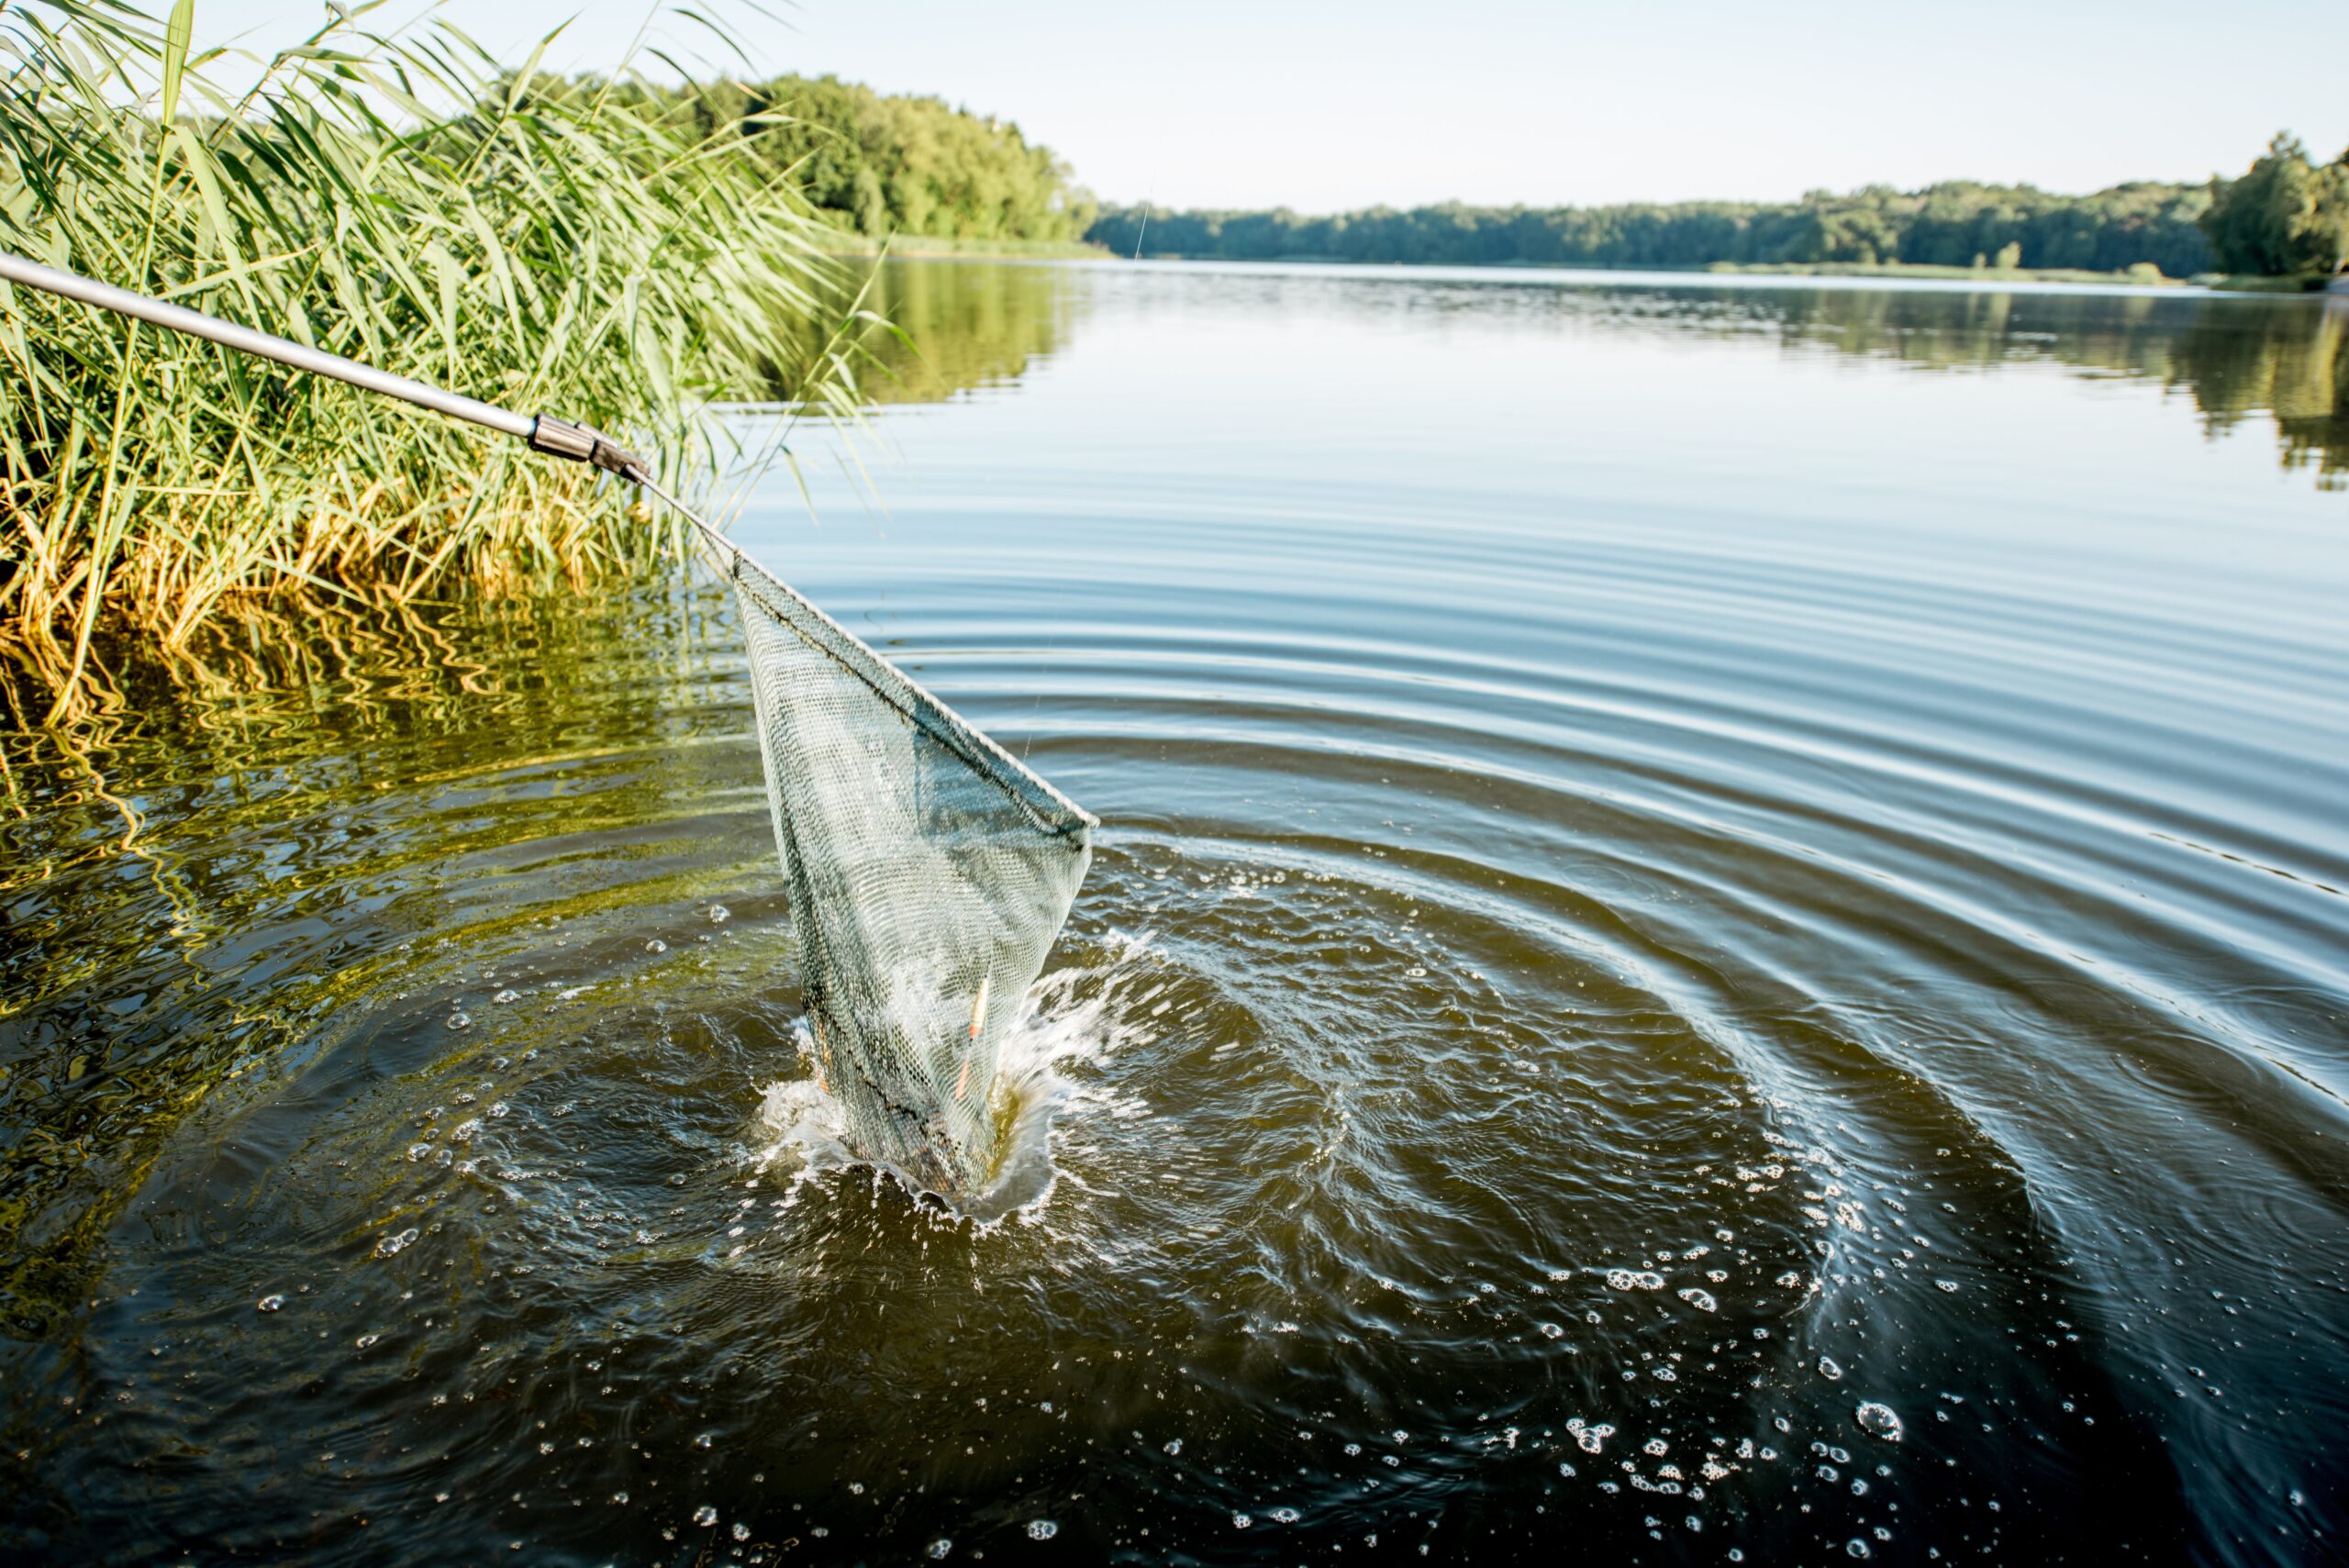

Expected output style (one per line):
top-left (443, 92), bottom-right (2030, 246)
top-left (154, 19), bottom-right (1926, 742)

top-left (724, 544), bottom-right (1095, 1201)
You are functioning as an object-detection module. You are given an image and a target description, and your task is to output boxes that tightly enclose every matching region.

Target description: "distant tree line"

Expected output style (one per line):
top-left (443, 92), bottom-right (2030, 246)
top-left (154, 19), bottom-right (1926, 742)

top-left (608, 74), bottom-right (1095, 242)
top-left (2199, 134), bottom-right (2349, 278)
top-left (1088, 182), bottom-right (2222, 275)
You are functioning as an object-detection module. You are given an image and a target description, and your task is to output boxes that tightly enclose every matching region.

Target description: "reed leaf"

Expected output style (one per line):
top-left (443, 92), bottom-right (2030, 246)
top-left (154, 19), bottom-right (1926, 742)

top-left (0, 0), bottom-right (864, 716)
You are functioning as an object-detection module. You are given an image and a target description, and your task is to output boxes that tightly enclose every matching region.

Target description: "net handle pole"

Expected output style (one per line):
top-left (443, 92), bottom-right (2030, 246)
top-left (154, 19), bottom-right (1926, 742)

top-left (631, 469), bottom-right (737, 560)
top-left (0, 250), bottom-right (651, 479)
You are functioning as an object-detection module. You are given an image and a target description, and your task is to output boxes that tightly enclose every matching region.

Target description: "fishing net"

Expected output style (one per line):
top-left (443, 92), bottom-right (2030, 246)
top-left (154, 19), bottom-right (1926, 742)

top-left (721, 543), bottom-right (1095, 1202)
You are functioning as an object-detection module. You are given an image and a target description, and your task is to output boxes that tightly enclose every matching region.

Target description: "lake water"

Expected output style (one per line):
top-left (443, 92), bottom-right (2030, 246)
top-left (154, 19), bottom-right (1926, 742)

top-left (2, 261), bottom-right (2344, 1565)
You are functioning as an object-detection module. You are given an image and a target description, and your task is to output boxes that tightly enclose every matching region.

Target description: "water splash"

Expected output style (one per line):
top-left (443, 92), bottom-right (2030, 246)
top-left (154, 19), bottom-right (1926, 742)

top-left (749, 950), bottom-right (1153, 1225)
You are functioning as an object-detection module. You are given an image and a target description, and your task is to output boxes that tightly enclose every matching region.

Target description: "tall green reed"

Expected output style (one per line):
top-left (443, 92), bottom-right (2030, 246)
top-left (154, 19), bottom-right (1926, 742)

top-left (0, 0), bottom-right (874, 718)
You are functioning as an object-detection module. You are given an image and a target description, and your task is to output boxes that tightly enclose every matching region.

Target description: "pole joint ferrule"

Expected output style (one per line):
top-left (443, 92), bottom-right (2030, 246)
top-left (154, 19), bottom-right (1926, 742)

top-left (529, 414), bottom-right (650, 481)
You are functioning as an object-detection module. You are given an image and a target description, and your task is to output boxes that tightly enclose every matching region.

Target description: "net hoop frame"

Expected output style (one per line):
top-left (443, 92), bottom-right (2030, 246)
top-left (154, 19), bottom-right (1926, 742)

top-left (710, 539), bottom-right (1098, 841)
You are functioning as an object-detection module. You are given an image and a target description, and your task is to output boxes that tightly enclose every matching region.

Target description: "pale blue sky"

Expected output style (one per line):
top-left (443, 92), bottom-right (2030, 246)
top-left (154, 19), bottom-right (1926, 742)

top-left (186, 0), bottom-right (2344, 211)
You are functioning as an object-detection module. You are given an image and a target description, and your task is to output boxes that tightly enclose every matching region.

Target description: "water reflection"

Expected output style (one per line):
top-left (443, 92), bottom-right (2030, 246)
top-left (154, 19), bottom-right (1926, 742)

top-left (859, 260), bottom-right (2347, 487)
top-left (0, 588), bottom-right (746, 1338)
top-left (835, 258), bottom-right (1089, 405)
top-left (1756, 286), bottom-right (2347, 490)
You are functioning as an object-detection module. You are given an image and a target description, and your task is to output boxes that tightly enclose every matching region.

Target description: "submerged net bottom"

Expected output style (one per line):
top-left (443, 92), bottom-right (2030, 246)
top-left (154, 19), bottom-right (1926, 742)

top-left (729, 549), bottom-right (1094, 1201)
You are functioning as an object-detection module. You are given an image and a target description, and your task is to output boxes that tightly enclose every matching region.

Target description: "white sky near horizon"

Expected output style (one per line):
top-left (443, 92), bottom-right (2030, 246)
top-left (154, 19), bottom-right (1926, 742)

top-left (179, 0), bottom-right (2346, 212)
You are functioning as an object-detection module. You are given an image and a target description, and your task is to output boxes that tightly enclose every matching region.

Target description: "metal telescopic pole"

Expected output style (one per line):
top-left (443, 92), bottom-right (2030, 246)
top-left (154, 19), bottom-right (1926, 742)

top-left (0, 250), bottom-right (655, 484)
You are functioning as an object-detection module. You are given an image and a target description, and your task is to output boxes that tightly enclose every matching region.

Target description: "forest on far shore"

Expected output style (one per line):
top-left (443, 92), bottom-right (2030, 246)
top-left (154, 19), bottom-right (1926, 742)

top-left (514, 73), bottom-right (2349, 284)
top-left (1085, 134), bottom-right (2349, 280)
top-left (583, 83), bottom-right (2349, 284)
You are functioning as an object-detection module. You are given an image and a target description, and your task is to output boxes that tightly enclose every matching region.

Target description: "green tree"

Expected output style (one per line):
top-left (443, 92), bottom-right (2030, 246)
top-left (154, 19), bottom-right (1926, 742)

top-left (609, 74), bottom-right (1096, 244)
top-left (2201, 132), bottom-right (2349, 276)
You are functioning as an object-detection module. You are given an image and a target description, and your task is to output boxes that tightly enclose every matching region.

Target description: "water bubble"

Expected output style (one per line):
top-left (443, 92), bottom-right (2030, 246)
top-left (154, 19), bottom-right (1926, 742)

top-left (451, 1119), bottom-right (481, 1144)
top-left (405, 1142), bottom-right (432, 1162)
top-left (731, 1524), bottom-right (750, 1541)
top-left (1818, 1356), bottom-right (1844, 1381)
top-left (1027, 1519), bottom-right (1058, 1540)
top-left (709, 906), bottom-right (730, 925)
top-left (1231, 1513), bottom-right (1252, 1529)
top-left (1270, 1507), bottom-right (1299, 1523)
top-left (645, 940), bottom-right (668, 954)
top-left (374, 1228), bottom-right (420, 1258)
top-left (355, 1331), bottom-right (380, 1349)
top-left (1163, 1439), bottom-right (1183, 1455)
top-left (1644, 1439), bottom-right (1669, 1457)
top-left (692, 1506), bottom-right (718, 1528)
top-left (1855, 1402), bottom-right (1903, 1441)
top-left (1846, 1540), bottom-right (1871, 1558)
top-left (488, 1103), bottom-right (509, 1118)
top-left (1677, 1288), bottom-right (1717, 1312)
top-left (1776, 1271), bottom-right (1805, 1288)
top-left (927, 1542), bottom-right (952, 1561)
top-left (493, 989), bottom-right (520, 1005)
top-left (1606, 1269), bottom-right (1666, 1291)
top-left (1537, 1322), bottom-right (1565, 1339)
top-left (613, 1492), bottom-right (629, 1506)
top-left (1935, 1279), bottom-right (1961, 1293)
top-left (446, 1013), bottom-right (472, 1031)
top-left (256, 1294), bottom-right (284, 1313)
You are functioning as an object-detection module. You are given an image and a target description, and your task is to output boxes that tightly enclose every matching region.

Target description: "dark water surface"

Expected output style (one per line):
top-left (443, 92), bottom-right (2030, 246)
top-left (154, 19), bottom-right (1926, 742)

top-left (4, 262), bottom-right (2345, 1566)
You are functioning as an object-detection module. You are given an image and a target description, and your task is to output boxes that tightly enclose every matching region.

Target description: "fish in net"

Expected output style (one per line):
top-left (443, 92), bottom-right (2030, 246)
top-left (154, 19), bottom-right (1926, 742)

top-left (722, 545), bottom-right (1095, 1202)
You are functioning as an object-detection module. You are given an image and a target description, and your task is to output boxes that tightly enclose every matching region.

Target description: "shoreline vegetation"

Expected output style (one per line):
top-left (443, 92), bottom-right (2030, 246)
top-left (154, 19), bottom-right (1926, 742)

top-left (1086, 185), bottom-right (2218, 277)
top-left (619, 73), bottom-right (1097, 248)
top-left (0, 4), bottom-right (875, 719)
top-left (1083, 137), bottom-right (2349, 289)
